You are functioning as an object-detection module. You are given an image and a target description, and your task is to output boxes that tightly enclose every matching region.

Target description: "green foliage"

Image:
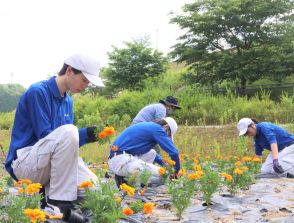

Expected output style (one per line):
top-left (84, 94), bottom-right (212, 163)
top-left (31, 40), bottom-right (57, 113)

top-left (170, 0), bottom-right (294, 89)
top-left (103, 37), bottom-right (169, 92)
top-left (167, 177), bottom-right (195, 219)
top-left (0, 190), bottom-right (42, 223)
top-left (128, 200), bottom-right (144, 213)
top-left (81, 180), bottom-right (123, 223)
top-left (0, 84), bottom-right (26, 113)
top-left (0, 111), bottom-right (15, 130)
top-left (198, 162), bottom-right (220, 205)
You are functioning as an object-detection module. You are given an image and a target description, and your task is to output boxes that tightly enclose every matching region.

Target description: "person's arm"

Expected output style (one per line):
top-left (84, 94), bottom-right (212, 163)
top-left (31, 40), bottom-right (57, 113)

top-left (153, 129), bottom-right (180, 173)
top-left (270, 143), bottom-right (284, 174)
top-left (26, 88), bottom-right (53, 139)
top-left (154, 153), bottom-right (164, 166)
top-left (270, 143), bottom-right (279, 160)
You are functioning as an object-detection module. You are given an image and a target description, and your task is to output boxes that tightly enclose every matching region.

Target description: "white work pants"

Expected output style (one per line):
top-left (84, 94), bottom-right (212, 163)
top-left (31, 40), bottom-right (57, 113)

top-left (261, 144), bottom-right (294, 176)
top-left (11, 124), bottom-right (97, 201)
top-left (108, 149), bottom-right (161, 184)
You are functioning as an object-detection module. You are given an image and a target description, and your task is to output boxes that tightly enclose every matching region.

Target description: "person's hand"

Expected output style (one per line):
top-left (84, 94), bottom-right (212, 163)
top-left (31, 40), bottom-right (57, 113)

top-left (86, 126), bottom-right (97, 143)
top-left (273, 159), bottom-right (284, 174)
top-left (169, 173), bottom-right (179, 180)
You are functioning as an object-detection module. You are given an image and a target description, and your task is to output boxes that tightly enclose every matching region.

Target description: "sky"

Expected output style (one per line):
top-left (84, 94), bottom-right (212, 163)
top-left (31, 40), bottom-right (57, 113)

top-left (0, 0), bottom-right (191, 88)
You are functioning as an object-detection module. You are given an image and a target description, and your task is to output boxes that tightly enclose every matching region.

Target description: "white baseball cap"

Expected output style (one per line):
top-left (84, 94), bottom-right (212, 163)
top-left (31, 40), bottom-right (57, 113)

top-left (237, 118), bottom-right (253, 136)
top-left (64, 54), bottom-right (105, 87)
top-left (164, 117), bottom-right (178, 141)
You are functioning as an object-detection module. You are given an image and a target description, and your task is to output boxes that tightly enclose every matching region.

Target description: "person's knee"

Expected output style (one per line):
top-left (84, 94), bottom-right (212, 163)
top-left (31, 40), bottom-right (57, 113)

top-left (60, 124), bottom-right (79, 145)
top-left (149, 149), bottom-right (157, 157)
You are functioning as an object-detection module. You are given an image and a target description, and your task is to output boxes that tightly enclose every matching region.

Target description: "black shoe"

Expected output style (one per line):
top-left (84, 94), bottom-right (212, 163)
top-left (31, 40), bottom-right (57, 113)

top-left (114, 175), bottom-right (127, 188)
top-left (62, 209), bottom-right (91, 223)
top-left (287, 172), bottom-right (294, 178)
top-left (47, 198), bottom-right (75, 214)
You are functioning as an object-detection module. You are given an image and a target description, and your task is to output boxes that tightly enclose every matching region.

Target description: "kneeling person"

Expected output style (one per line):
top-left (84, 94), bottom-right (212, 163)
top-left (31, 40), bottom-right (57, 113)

top-left (108, 117), bottom-right (180, 186)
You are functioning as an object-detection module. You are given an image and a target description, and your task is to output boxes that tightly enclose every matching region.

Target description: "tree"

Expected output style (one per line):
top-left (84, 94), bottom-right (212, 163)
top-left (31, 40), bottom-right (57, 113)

top-left (102, 38), bottom-right (168, 92)
top-left (170, 0), bottom-right (294, 91)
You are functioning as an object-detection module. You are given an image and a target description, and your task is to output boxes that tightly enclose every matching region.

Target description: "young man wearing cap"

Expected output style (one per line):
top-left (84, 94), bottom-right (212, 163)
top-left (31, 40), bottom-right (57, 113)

top-left (5, 54), bottom-right (104, 214)
top-left (132, 96), bottom-right (181, 124)
top-left (108, 117), bottom-right (180, 186)
top-left (237, 118), bottom-right (294, 178)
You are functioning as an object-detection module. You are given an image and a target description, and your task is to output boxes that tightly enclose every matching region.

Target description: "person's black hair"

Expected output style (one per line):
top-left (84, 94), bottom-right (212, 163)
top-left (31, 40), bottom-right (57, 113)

top-left (58, 64), bottom-right (82, 76)
top-left (153, 118), bottom-right (167, 126)
top-left (251, 118), bottom-right (259, 124)
top-left (152, 119), bottom-right (171, 136)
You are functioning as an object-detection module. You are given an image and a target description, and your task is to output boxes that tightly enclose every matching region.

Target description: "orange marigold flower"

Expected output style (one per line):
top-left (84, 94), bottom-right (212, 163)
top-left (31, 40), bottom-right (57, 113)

top-left (193, 164), bottom-right (202, 171)
top-left (187, 172), bottom-right (200, 180)
top-left (221, 172), bottom-right (233, 182)
top-left (192, 158), bottom-right (199, 164)
top-left (26, 183), bottom-right (42, 195)
top-left (14, 178), bottom-right (32, 187)
top-left (216, 155), bottom-right (222, 160)
top-left (120, 183), bottom-right (135, 197)
top-left (234, 168), bottom-right (243, 175)
top-left (241, 156), bottom-right (252, 162)
top-left (112, 145), bottom-right (119, 152)
top-left (79, 181), bottom-right (94, 189)
top-left (158, 167), bottom-right (166, 175)
top-left (168, 160), bottom-right (176, 166)
top-left (123, 208), bottom-right (134, 216)
top-left (196, 170), bottom-right (205, 177)
top-left (195, 154), bottom-right (201, 159)
top-left (162, 156), bottom-right (169, 163)
top-left (103, 126), bottom-right (115, 136)
top-left (0, 188), bottom-right (2, 193)
top-left (18, 188), bottom-right (24, 193)
top-left (98, 131), bottom-right (107, 139)
top-left (178, 169), bottom-right (186, 176)
top-left (143, 202), bottom-right (154, 214)
top-left (252, 157), bottom-right (262, 163)
top-left (24, 208), bottom-right (46, 223)
top-left (179, 157), bottom-right (184, 163)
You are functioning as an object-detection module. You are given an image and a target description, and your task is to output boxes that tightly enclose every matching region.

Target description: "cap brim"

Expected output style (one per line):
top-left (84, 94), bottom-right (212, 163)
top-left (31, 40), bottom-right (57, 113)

top-left (239, 129), bottom-right (247, 136)
top-left (83, 72), bottom-right (105, 87)
top-left (159, 100), bottom-right (181, 109)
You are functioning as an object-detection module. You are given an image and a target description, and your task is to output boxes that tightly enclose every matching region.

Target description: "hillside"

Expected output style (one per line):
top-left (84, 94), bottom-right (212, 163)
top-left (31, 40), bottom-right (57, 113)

top-left (0, 84), bottom-right (26, 112)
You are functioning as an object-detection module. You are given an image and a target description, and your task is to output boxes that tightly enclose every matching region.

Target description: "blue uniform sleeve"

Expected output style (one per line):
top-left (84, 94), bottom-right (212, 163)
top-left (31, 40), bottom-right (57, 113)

top-left (154, 153), bottom-right (164, 166)
top-left (79, 128), bottom-right (88, 147)
top-left (26, 87), bottom-right (53, 139)
top-left (153, 128), bottom-right (180, 173)
top-left (254, 144), bottom-right (263, 156)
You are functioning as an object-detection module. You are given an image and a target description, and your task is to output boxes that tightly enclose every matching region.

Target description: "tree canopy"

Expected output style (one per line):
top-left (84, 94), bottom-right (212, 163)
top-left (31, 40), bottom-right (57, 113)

top-left (102, 38), bottom-right (168, 92)
top-left (170, 0), bottom-right (294, 89)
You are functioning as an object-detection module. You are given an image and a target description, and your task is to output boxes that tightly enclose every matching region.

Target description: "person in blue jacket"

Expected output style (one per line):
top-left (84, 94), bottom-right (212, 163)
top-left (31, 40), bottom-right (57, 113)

top-left (5, 54), bottom-right (104, 213)
top-left (237, 118), bottom-right (294, 178)
top-left (108, 117), bottom-right (180, 186)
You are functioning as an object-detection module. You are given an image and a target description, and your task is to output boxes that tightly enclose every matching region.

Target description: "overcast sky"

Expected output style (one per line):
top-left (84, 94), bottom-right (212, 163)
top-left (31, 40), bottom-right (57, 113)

top-left (0, 0), bottom-right (191, 88)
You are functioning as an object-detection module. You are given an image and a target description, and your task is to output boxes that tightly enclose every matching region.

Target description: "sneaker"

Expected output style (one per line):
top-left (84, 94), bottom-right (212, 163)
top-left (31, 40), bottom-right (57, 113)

top-left (42, 203), bottom-right (63, 219)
